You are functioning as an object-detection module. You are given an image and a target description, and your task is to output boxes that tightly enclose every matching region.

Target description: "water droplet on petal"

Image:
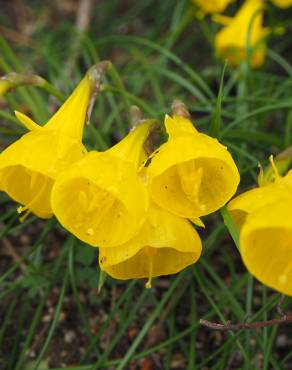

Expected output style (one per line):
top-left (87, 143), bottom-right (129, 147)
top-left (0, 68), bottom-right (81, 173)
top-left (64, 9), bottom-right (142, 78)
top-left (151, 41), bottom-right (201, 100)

top-left (86, 228), bottom-right (94, 236)
top-left (278, 275), bottom-right (287, 285)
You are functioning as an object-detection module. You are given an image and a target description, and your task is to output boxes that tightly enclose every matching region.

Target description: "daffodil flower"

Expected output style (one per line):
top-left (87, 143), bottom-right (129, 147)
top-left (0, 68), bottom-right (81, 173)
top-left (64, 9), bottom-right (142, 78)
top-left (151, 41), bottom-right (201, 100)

top-left (214, 0), bottom-right (268, 68)
top-left (51, 120), bottom-right (155, 247)
top-left (99, 201), bottom-right (202, 288)
top-left (147, 114), bottom-right (240, 219)
top-left (271, 0), bottom-right (292, 8)
top-left (192, 0), bottom-right (232, 14)
top-left (240, 198), bottom-right (292, 296)
top-left (228, 164), bottom-right (292, 230)
top-left (0, 62), bottom-right (109, 219)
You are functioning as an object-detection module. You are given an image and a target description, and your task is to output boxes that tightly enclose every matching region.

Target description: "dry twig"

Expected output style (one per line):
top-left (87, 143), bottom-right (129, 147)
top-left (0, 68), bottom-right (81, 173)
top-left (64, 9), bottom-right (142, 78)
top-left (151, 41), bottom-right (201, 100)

top-left (200, 295), bottom-right (292, 331)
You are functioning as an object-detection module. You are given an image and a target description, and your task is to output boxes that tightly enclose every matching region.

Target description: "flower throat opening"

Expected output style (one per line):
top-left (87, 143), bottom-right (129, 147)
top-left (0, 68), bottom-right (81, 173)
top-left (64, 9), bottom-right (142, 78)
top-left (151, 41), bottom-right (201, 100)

top-left (0, 166), bottom-right (53, 219)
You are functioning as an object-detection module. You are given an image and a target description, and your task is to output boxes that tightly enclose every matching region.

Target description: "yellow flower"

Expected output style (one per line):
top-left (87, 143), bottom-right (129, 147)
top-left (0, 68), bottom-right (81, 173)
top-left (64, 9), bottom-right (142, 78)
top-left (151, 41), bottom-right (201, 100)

top-left (228, 169), bottom-right (292, 231)
top-left (192, 0), bottom-right (232, 14)
top-left (99, 202), bottom-right (202, 287)
top-left (214, 0), bottom-right (268, 67)
top-left (0, 63), bottom-right (108, 220)
top-left (271, 0), bottom-right (292, 8)
top-left (240, 198), bottom-right (292, 296)
top-left (147, 114), bottom-right (240, 219)
top-left (51, 120), bottom-right (154, 247)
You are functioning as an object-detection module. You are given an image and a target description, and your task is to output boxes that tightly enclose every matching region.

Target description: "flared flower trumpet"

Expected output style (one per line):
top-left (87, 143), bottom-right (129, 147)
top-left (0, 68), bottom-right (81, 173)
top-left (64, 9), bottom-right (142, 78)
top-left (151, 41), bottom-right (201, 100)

top-left (99, 202), bottom-right (202, 288)
top-left (240, 198), bottom-right (292, 296)
top-left (192, 0), bottom-right (232, 14)
top-left (51, 120), bottom-right (154, 247)
top-left (228, 167), bottom-right (292, 230)
top-left (214, 0), bottom-right (268, 67)
top-left (147, 114), bottom-right (240, 219)
top-left (0, 63), bottom-right (109, 219)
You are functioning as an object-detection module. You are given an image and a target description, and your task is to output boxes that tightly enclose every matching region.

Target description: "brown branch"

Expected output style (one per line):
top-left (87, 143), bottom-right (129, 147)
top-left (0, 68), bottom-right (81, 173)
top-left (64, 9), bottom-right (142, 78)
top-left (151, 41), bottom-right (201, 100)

top-left (200, 315), bottom-right (292, 331)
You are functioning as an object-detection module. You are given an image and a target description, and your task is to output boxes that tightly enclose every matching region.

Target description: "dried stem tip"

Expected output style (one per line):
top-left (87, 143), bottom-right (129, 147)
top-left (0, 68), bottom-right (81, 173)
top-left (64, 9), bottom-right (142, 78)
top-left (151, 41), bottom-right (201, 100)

top-left (171, 99), bottom-right (191, 118)
top-left (86, 61), bottom-right (111, 122)
top-left (0, 72), bottom-right (45, 96)
top-left (130, 105), bottom-right (142, 129)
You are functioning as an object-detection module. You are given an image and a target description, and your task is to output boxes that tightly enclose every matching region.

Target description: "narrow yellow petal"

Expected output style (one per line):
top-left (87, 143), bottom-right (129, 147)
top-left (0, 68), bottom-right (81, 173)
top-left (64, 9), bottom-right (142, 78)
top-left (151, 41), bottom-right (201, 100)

top-left (190, 217), bottom-right (205, 228)
top-left (164, 115), bottom-right (198, 138)
top-left (15, 111), bottom-right (41, 131)
top-left (212, 14), bottom-right (233, 26)
top-left (45, 74), bottom-right (91, 140)
top-left (107, 119), bottom-right (155, 168)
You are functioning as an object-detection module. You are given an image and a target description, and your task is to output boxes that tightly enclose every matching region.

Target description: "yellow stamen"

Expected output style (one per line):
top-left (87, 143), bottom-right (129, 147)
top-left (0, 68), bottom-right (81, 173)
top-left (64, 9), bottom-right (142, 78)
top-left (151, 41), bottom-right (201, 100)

top-left (178, 161), bottom-right (203, 204)
top-left (17, 176), bottom-right (48, 221)
top-left (19, 209), bottom-right (31, 223)
top-left (83, 189), bottom-right (116, 229)
top-left (144, 247), bottom-right (156, 289)
top-left (30, 172), bottom-right (39, 190)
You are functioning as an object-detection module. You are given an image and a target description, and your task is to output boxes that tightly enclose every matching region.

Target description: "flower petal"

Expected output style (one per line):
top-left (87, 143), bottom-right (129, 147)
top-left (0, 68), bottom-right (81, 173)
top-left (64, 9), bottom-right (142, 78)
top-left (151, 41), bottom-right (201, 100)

top-left (240, 198), bottom-right (292, 296)
top-left (99, 202), bottom-right (202, 280)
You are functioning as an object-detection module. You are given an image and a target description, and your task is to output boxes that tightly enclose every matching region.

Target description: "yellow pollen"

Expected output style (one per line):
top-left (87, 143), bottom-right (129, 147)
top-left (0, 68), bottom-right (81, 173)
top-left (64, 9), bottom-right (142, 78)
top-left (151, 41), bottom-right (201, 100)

top-left (17, 176), bottom-right (48, 221)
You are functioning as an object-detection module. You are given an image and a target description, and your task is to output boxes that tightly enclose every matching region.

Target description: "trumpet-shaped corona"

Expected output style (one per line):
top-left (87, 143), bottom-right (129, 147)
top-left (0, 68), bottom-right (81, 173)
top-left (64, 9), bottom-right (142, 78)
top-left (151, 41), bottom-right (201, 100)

top-left (192, 0), bottom-right (232, 14)
top-left (240, 198), bottom-right (292, 296)
top-left (147, 115), bottom-right (240, 219)
top-left (271, 0), bottom-right (292, 8)
top-left (51, 121), bottom-right (153, 247)
top-left (99, 202), bottom-right (202, 286)
top-left (228, 170), bottom-right (292, 230)
top-left (0, 69), bottom-right (99, 219)
top-left (214, 0), bottom-right (268, 68)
